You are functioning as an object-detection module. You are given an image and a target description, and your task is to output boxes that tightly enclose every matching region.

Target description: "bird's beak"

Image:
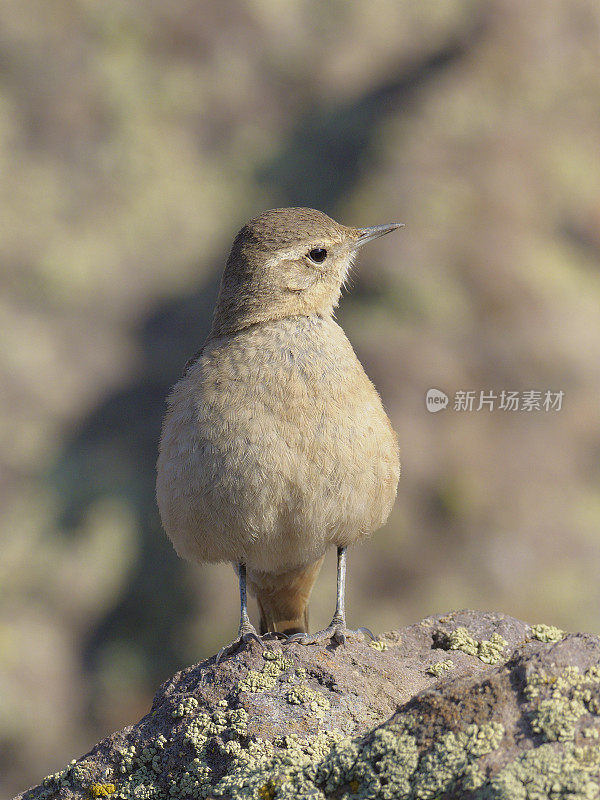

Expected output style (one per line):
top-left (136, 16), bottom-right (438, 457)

top-left (353, 223), bottom-right (404, 250)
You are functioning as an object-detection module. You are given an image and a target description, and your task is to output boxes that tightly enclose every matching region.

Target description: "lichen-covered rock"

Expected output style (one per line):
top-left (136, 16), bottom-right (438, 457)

top-left (16, 609), bottom-right (600, 800)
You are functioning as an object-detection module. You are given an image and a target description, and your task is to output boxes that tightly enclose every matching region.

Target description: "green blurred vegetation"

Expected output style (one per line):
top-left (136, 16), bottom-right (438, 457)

top-left (1, 0), bottom-right (600, 795)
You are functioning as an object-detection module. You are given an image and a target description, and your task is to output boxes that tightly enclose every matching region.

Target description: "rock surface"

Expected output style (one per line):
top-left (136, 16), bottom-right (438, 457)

top-left (15, 609), bottom-right (600, 799)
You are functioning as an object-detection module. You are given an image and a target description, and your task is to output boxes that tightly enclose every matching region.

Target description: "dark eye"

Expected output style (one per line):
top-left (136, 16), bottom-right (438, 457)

top-left (308, 248), bottom-right (327, 264)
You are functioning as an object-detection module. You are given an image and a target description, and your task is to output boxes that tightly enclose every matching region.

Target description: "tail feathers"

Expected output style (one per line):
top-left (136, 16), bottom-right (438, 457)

top-left (257, 598), bottom-right (309, 637)
top-left (247, 557), bottom-right (324, 636)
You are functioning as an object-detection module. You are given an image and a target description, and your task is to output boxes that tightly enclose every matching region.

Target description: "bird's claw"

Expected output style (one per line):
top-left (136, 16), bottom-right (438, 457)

top-left (262, 631), bottom-right (288, 640)
top-left (286, 622), bottom-right (376, 646)
top-left (356, 626), bottom-right (377, 642)
top-left (215, 623), bottom-right (293, 663)
top-left (215, 627), bottom-right (263, 664)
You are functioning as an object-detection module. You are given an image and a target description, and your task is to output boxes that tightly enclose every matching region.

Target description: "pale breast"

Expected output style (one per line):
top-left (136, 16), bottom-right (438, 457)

top-left (156, 314), bottom-right (399, 572)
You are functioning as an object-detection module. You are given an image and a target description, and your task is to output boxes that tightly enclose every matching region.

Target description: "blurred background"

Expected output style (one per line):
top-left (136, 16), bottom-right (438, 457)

top-left (1, 0), bottom-right (600, 794)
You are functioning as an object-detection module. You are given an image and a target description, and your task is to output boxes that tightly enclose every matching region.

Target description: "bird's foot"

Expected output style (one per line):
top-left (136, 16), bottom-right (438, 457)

top-left (286, 618), bottom-right (376, 647)
top-left (215, 623), bottom-right (265, 664)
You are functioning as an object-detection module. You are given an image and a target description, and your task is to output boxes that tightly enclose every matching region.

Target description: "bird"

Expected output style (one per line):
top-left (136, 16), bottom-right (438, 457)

top-left (156, 207), bottom-right (401, 660)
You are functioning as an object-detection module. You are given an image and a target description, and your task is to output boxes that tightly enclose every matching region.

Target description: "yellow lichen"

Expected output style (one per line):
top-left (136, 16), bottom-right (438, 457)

top-left (526, 664), bottom-right (600, 742)
top-left (490, 741), bottom-right (600, 796)
top-left (286, 683), bottom-right (330, 717)
top-left (427, 658), bottom-right (455, 677)
top-left (262, 650), bottom-right (281, 661)
top-left (257, 779), bottom-right (277, 799)
top-left (369, 639), bottom-right (388, 651)
top-left (438, 627), bottom-right (508, 664)
top-left (172, 696), bottom-right (199, 718)
top-left (88, 784), bottom-right (116, 798)
top-left (238, 650), bottom-right (293, 693)
top-left (530, 623), bottom-right (566, 643)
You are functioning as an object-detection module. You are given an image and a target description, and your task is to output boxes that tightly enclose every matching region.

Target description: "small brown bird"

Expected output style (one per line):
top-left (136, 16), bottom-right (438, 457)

top-left (156, 207), bottom-right (401, 659)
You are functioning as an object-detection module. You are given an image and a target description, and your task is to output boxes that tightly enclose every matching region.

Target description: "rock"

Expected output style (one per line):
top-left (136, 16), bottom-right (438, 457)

top-left (14, 609), bottom-right (600, 800)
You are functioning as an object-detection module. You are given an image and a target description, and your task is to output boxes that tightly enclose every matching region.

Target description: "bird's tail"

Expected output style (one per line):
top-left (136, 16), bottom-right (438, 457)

top-left (247, 557), bottom-right (324, 636)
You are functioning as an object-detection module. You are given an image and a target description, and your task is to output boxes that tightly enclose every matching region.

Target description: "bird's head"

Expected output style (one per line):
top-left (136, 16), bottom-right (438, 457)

top-left (211, 207), bottom-right (402, 336)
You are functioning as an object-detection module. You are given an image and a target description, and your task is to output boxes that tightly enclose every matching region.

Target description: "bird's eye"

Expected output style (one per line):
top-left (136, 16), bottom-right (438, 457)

top-left (308, 248), bottom-right (327, 264)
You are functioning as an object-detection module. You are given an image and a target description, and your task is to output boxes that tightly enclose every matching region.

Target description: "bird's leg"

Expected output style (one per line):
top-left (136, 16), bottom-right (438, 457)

top-left (287, 547), bottom-right (376, 645)
top-left (215, 563), bottom-right (263, 663)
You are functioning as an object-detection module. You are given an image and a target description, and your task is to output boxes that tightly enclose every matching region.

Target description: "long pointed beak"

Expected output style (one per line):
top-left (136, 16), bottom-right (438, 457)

top-left (353, 222), bottom-right (404, 250)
